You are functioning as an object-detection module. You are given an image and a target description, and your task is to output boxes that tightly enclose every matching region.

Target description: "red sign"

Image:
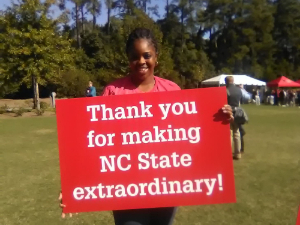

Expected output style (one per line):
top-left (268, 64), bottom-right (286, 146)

top-left (56, 87), bottom-right (236, 213)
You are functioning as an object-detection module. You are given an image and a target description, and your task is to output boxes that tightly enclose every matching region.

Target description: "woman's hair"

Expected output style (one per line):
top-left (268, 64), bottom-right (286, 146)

top-left (125, 28), bottom-right (158, 55)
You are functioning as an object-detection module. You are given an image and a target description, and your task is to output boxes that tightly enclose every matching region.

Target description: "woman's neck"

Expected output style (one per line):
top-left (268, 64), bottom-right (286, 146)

top-left (130, 74), bottom-right (156, 92)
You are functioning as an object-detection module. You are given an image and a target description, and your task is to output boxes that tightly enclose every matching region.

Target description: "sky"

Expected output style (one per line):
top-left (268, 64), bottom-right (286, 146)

top-left (0, 0), bottom-right (167, 25)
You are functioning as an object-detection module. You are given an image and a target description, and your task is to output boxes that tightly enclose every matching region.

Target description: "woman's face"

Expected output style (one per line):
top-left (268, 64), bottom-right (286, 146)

top-left (128, 39), bottom-right (157, 82)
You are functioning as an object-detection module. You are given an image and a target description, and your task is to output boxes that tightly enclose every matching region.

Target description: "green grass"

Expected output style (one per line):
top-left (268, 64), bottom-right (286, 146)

top-left (1, 105), bottom-right (300, 225)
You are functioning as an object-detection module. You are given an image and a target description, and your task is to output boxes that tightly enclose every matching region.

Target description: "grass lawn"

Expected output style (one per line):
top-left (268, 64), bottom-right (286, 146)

top-left (1, 105), bottom-right (299, 225)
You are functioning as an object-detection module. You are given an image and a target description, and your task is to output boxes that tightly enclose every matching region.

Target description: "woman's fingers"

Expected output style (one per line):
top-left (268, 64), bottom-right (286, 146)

top-left (222, 105), bottom-right (234, 122)
top-left (60, 203), bottom-right (66, 208)
top-left (222, 105), bottom-right (232, 111)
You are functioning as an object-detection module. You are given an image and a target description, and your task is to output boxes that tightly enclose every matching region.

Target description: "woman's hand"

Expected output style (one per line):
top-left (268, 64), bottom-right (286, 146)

top-left (58, 192), bottom-right (76, 218)
top-left (58, 192), bottom-right (68, 218)
top-left (222, 105), bottom-right (234, 123)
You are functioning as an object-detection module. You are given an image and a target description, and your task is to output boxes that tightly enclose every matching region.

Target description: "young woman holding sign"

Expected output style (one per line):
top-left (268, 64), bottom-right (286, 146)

top-left (59, 28), bottom-right (234, 225)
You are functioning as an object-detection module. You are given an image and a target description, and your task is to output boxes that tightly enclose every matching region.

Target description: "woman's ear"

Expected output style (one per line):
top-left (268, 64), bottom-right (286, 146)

top-left (155, 53), bottom-right (159, 66)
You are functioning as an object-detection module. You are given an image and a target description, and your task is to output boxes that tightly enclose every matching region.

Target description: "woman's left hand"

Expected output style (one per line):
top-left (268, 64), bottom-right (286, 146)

top-left (222, 105), bottom-right (234, 123)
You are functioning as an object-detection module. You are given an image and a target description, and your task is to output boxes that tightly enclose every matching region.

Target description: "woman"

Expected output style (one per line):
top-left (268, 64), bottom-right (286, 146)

top-left (59, 28), bottom-right (234, 225)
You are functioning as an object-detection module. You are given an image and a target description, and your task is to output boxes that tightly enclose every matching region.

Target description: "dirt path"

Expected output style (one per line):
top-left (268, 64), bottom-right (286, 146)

top-left (0, 111), bottom-right (56, 119)
top-left (0, 98), bottom-right (56, 119)
top-left (0, 98), bottom-right (52, 108)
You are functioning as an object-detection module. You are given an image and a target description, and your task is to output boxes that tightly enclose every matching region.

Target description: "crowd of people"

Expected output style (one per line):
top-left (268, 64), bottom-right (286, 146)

top-left (244, 87), bottom-right (300, 107)
top-left (268, 89), bottom-right (300, 106)
top-left (234, 85), bottom-right (300, 107)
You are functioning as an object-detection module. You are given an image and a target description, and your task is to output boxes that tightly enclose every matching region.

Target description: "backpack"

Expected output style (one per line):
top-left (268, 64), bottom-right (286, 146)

top-left (233, 107), bottom-right (249, 125)
top-left (227, 88), bottom-right (249, 125)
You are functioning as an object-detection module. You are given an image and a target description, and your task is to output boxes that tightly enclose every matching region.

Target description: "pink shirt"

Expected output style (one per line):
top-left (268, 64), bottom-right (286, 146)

top-left (102, 76), bottom-right (181, 96)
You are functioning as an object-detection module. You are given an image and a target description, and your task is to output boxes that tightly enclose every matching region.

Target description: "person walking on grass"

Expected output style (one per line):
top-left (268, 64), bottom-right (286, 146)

top-left (255, 88), bottom-right (260, 105)
top-left (238, 84), bottom-right (250, 154)
top-left (59, 28), bottom-right (234, 225)
top-left (226, 76), bottom-right (242, 160)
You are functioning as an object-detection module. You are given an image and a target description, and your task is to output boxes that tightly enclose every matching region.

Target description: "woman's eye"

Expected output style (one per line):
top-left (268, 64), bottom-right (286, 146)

top-left (143, 53), bottom-right (151, 59)
top-left (129, 53), bottom-right (151, 61)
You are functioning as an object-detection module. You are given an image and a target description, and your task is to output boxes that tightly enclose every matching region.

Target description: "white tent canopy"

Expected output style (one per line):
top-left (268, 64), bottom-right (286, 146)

top-left (202, 74), bottom-right (266, 86)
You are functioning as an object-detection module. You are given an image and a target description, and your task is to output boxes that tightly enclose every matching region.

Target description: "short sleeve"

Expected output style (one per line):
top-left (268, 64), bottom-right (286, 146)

top-left (102, 86), bottom-right (114, 96)
top-left (166, 81), bottom-right (181, 91)
top-left (155, 76), bottom-right (181, 91)
top-left (173, 83), bottom-right (181, 91)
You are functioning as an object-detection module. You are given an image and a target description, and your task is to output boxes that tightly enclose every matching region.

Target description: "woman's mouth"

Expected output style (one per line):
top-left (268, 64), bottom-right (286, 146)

top-left (137, 67), bottom-right (148, 74)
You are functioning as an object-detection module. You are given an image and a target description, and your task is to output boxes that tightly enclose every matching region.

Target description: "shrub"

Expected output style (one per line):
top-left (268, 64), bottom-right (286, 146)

top-left (24, 100), bottom-right (33, 108)
top-left (0, 104), bottom-right (9, 110)
top-left (57, 70), bottom-right (91, 98)
top-left (1, 104), bottom-right (14, 113)
top-left (40, 102), bottom-right (49, 109)
top-left (15, 107), bottom-right (25, 117)
top-left (35, 109), bottom-right (45, 116)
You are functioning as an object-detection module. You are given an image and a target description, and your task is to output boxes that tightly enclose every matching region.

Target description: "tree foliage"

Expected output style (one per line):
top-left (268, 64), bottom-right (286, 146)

top-left (1, 0), bottom-right (300, 99)
top-left (0, 0), bottom-right (75, 104)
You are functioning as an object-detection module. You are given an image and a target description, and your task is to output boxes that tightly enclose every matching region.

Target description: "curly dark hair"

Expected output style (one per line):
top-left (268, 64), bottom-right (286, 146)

top-left (125, 28), bottom-right (158, 55)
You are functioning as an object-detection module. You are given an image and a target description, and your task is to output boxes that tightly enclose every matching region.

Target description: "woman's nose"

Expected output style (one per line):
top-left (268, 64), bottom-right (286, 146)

top-left (138, 56), bottom-right (146, 64)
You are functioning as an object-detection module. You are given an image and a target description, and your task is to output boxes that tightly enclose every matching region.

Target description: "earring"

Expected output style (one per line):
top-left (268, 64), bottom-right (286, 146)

top-left (156, 61), bottom-right (159, 66)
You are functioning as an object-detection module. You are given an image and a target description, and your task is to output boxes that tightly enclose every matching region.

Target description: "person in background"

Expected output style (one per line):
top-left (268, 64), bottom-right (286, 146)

top-left (86, 81), bottom-right (96, 97)
top-left (273, 89), bottom-right (278, 105)
top-left (255, 88), bottom-right (260, 105)
top-left (226, 76), bottom-right (242, 160)
top-left (270, 90), bottom-right (275, 105)
top-left (252, 88), bottom-right (256, 103)
top-left (239, 84), bottom-right (251, 104)
top-left (279, 89), bottom-right (284, 106)
top-left (238, 84), bottom-right (250, 154)
top-left (289, 90), bottom-right (295, 107)
top-left (284, 89), bottom-right (287, 106)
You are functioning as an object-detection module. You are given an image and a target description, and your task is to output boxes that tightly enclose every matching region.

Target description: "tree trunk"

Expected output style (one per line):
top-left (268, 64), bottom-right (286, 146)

top-left (81, 4), bottom-right (85, 34)
top-left (166, 0), bottom-right (169, 18)
top-left (32, 76), bottom-right (40, 110)
top-left (93, 1), bottom-right (96, 29)
top-left (75, 3), bottom-right (81, 48)
top-left (143, 0), bottom-right (147, 13)
top-left (127, 0), bottom-right (134, 15)
top-left (33, 75), bottom-right (37, 109)
top-left (107, 7), bottom-right (111, 34)
top-left (36, 81), bottom-right (40, 110)
top-left (181, 7), bottom-right (184, 51)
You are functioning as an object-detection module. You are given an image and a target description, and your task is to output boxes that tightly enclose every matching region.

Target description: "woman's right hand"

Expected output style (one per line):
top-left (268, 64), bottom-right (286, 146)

top-left (58, 191), bottom-right (67, 218)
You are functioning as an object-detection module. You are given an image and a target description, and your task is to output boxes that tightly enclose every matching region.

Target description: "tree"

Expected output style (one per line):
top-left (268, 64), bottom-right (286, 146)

top-left (57, 69), bottom-right (92, 97)
top-left (170, 0), bottom-right (197, 47)
top-left (135, 0), bottom-right (150, 13)
top-left (273, 0), bottom-right (300, 79)
top-left (198, 0), bottom-right (275, 78)
top-left (86, 0), bottom-right (101, 29)
top-left (104, 0), bottom-right (114, 34)
top-left (58, 0), bottom-right (82, 48)
top-left (0, 0), bottom-right (75, 109)
top-left (114, 0), bottom-right (136, 16)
